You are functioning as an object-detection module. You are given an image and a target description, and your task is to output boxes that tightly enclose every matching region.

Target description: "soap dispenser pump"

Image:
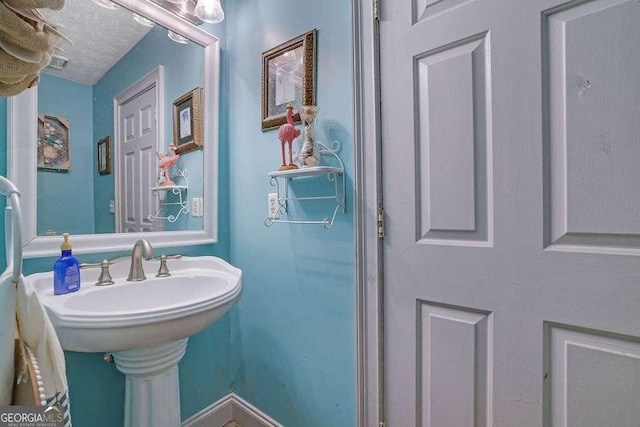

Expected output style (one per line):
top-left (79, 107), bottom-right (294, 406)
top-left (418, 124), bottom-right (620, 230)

top-left (54, 233), bottom-right (81, 295)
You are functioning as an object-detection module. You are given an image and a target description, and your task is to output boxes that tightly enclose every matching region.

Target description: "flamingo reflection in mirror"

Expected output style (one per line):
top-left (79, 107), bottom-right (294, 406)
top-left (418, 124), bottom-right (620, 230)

top-left (277, 104), bottom-right (300, 171)
top-left (158, 143), bottom-right (180, 186)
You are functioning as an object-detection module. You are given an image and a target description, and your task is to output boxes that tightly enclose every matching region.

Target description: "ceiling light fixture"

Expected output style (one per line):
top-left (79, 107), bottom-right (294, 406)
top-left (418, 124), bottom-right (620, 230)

top-left (146, 0), bottom-right (202, 25)
top-left (133, 13), bottom-right (155, 27)
top-left (194, 0), bottom-right (224, 23)
top-left (168, 30), bottom-right (189, 44)
top-left (90, 0), bottom-right (119, 10)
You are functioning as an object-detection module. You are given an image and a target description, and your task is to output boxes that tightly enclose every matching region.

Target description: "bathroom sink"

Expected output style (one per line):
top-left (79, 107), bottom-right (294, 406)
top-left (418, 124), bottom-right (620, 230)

top-left (27, 256), bottom-right (242, 352)
top-left (28, 254), bottom-right (242, 427)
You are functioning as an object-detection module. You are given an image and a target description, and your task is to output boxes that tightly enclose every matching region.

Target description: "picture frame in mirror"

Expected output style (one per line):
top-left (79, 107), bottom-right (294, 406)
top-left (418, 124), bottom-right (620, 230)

top-left (37, 114), bottom-right (71, 171)
top-left (262, 29), bottom-right (317, 131)
top-left (173, 87), bottom-right (204, 155)
top-left (97, 136), bottom-right (111, 176)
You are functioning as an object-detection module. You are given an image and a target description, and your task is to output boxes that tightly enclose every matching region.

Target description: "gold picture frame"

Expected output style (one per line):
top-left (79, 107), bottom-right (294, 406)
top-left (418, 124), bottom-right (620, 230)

top-left (97, 136), bottom-right (111, 175)
top-left (262, 29), bottom-right (317, 131)
top-left (173, 87), bottom-right (204, 155)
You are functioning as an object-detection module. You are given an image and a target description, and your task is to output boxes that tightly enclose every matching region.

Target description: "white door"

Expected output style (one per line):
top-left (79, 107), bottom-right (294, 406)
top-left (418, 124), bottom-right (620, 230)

top-left (380, 0), bottom-right (640, 425)
top-left (117, 86), bottom-right (158, 233)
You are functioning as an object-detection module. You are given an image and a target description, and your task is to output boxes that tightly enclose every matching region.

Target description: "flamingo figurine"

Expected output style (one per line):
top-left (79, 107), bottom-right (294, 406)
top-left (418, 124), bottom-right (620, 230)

top-left (158, 143), bottom-right (180, 186)
top-left (277, 104), bottom-right (300, 171)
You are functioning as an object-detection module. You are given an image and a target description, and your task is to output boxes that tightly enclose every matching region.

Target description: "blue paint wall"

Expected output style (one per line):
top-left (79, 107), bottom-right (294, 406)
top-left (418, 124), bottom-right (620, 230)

top-left (226, 1), bottom-right (355, 425)
top-left (93, 26), bottom-right (206, 234)
top-left (37, 74), bottom-right (95, 236)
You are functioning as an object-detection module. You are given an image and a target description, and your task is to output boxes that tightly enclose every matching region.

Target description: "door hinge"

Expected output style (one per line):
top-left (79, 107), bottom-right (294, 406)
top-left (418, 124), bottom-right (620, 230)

top-left (373, 0), bottom-right (381, 21)
top-left (379, 422), bottom-right (386, 427)
top-left (377, 208), bottom-right (385, 239)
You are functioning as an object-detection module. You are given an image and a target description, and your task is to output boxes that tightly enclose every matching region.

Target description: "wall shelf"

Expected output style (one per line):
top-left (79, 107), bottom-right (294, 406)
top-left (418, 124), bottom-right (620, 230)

top-left (148, 169), bottom-right (189, 223)
top-left (264, 141), bottom-right (345, 229)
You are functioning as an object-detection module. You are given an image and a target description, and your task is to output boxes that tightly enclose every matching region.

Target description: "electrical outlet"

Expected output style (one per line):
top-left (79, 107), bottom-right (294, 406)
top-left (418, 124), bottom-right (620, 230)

top-left (191, 198), bottom-right (203, 217)
top-left (268, 193), bottom-right (279, 218)
top-left (196, 198), bottom-right (203, 217)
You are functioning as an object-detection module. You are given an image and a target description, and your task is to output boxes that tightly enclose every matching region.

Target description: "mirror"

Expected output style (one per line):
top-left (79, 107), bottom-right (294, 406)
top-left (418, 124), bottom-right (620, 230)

top-left (7, 0), bottom-right (220, 257)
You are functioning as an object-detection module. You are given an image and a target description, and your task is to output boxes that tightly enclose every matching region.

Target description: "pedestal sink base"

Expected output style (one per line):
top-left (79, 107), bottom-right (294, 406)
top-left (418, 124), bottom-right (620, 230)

top-left (113, 339), bottom-right (189, 427)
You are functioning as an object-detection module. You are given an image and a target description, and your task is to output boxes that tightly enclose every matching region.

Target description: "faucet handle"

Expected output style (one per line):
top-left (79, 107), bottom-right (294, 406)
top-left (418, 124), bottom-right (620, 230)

top-left (154, 254), bottom-right (182, 261)
top-left (79, 259), bottom-right (112, 269)
top-left (156, 254), bottom-right (172, 277)
top-left (80, 259), bottom-right (115, 286)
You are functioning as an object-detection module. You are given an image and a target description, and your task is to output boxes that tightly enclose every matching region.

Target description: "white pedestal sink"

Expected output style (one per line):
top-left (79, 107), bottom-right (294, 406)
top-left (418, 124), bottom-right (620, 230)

top-left (27, 256), bottom-right (242, 427)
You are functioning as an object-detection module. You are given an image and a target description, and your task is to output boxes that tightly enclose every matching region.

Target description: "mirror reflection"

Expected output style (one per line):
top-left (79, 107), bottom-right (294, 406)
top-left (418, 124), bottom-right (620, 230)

top-left (37, 0), bottom-right (205, 237)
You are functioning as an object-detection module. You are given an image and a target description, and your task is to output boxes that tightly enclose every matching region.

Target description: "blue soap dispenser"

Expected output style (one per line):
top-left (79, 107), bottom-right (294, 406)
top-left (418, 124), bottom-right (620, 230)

top-left (54, 233), bottom-right (81, 295)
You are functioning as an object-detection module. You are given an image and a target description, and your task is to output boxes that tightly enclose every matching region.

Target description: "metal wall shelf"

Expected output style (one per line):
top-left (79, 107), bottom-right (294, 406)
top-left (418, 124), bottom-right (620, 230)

top-left (148, 169), bottom-right (189, 223)
top-left (264, 141), bottom-right (345, 229)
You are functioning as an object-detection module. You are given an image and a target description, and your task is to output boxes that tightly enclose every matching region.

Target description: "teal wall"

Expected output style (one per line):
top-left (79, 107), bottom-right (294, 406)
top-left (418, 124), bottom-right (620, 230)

top-left (37, 74), bottom-right (95, 236)
top-left (93, 26), bottom-right (206, 234)
top-left (226, 0), bottom-right (355, 425)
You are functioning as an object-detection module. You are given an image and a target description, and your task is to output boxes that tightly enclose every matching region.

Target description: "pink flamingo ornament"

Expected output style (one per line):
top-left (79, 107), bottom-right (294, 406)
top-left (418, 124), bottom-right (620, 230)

top-left (277, 104), bottom-right (300, 171)
top-left (158, 143), bottom-right (180, 186)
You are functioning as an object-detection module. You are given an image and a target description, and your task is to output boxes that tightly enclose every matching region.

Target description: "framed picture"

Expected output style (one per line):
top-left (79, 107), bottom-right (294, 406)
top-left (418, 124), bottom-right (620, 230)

top-left (37, 114), bottom-right (70, 171)
top-left (97, 136), bottom-right (111, 175)
top-left (262, 29), bottom-right (317, 131)
top-left (173, 87), bottom-right (204, 155)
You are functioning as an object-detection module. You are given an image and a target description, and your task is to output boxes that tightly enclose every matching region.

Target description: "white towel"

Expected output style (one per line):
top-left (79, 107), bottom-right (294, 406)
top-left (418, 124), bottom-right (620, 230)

top-left (0, 270), bottom-right (16, 405)
top-left (15, 274), bottom-right (71, 425)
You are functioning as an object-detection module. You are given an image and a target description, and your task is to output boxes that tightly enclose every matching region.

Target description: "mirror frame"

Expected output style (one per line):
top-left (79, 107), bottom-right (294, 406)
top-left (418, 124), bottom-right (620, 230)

top-left (7, 0), bottom-right (220, 258)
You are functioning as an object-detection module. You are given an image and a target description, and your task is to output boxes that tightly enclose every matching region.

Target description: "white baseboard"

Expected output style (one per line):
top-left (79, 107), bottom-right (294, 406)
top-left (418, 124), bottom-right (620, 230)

top-left (182, 393), bottom-right (282, 427)
top-left (182, 394), bottom-right (234, 427)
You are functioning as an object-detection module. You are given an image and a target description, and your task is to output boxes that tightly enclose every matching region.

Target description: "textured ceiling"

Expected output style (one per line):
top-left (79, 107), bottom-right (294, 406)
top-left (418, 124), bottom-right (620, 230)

top-left (40, 0), bottom-right (154, 85)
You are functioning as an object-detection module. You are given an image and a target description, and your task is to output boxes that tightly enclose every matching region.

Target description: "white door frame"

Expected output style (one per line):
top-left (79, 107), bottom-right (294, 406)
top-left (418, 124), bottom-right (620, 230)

top-left (352, 0), bottom-right (384, 426)
top-left (113, 65), bottom-right (165, 233)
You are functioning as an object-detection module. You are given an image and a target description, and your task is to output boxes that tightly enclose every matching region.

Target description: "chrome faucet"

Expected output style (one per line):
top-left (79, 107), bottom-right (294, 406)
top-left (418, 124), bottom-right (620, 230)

top-left (127, 239), bottom-right (153, 281)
